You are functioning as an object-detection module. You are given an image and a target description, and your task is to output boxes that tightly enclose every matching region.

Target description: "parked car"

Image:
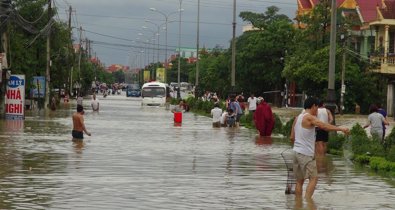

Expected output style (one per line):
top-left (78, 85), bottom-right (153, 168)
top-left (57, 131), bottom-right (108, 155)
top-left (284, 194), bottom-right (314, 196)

top-left (126, 84), bottom-right (141, 97)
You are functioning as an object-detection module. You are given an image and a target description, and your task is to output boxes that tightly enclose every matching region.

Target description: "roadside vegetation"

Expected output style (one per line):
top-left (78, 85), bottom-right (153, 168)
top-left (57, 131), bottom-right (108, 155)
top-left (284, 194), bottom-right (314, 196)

top-left (174, 97), bottom-right (395, 177)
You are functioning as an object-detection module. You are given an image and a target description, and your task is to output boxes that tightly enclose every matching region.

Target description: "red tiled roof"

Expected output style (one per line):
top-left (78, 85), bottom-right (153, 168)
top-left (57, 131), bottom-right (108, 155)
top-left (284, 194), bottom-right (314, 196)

top-left (337, 0), bottom-right (347, 7)
top-left (356, 0), bottom-right (382, 23)
top-left (309, 0), bottom-right (346, 8)
top-left (380, 0), bottom-right (395, 19)
top-left (299, 0), bottom-right (312, 9)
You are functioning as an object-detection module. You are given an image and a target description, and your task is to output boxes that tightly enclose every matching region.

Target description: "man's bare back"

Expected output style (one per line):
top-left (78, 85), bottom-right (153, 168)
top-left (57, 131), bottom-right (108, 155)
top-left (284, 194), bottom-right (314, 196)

top-left (72, 112), bottom-right (85, 132)
top-left (72, 105), bottom-right (91, 139)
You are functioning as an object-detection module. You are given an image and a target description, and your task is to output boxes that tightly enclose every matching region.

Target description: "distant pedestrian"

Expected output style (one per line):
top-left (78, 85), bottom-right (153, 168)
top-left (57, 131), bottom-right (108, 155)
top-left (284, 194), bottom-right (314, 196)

top-left (64, 93), bottom-right (69, 103)
top-left (77, 94), bottom-right (83, 106)
top-left (50, 96), bottom-right (56, 111)
top-left (254, 97), bottom-right (275, 136)
top-left (91, 94), bottom-right (100, 112)
top-left (171, 100), bottom-right (185, 113)
top-left (226, 108), bottom-right (236, 127)
top-left (377, 103), bottom-right (387, 139)
top-left (72, 104), bottom-right (91, 141)
top-left (363, 104), bottom-right (389, 142)
top-left (210, 103), bottom-right (223, 128)
top-left (315, 100), bottom-right (333, 157)
top-left (229, 97), bottom-right (243, 126)
top-left (247, 93), bottom-right (257, 114)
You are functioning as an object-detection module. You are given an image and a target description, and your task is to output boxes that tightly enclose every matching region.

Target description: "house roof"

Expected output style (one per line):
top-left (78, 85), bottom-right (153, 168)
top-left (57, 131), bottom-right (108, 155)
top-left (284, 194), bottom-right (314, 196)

top-left (339, 0), bottom-right (357, 8)
top-left (298, 0), bottom-right (312, 9)
top-left (380, 0), bottom-right (395, 19)
top-left (356, 0), bottom-right (382, 23)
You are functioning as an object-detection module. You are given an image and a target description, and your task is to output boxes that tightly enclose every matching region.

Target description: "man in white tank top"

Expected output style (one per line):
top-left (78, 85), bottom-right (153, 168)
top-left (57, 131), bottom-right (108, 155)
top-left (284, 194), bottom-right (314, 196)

top-left (291, 97), bottom-right (349, 199)
top-left (315, 101), bottom-right (333, 157)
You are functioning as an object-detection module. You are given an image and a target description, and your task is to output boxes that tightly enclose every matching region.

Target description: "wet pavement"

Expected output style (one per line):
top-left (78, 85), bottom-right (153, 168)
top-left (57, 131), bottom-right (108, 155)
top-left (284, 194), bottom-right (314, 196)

top-left (1, 93), bottom-right (395, 209)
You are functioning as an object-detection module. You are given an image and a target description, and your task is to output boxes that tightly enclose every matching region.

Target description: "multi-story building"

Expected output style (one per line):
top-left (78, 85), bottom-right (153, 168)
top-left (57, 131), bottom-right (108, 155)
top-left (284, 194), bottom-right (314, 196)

top-left (297, 0), bottom-right (395, 115)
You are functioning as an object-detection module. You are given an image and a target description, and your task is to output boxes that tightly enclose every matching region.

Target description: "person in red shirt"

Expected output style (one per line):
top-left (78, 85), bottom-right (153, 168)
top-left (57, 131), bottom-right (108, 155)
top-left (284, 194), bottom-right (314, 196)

top-left (254, 97), bottom-right (275, 136)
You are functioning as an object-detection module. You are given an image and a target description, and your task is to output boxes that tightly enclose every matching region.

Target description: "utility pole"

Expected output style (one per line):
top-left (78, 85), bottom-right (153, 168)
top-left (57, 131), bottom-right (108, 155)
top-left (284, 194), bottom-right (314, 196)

top-left (177, 0), bottom-right (182, 99)
top-left (45, 0), bottom-right (52, 108)
top-left (77, 26), bottom-right (82, 96)
top-left (231, 0), bottom-right (236, 91)
top-left (326, 0), bottom-right (337, 123)
top-left (86, 38), bottom-right (91, 58)
top-left (68, 5), bottom-right (74, 96)
top-left (195, 0), bottom-right (200, 98)
top-left (0, 0), bottom-right (10, 116)
top-left (340, 32), bottom-right (349, 115)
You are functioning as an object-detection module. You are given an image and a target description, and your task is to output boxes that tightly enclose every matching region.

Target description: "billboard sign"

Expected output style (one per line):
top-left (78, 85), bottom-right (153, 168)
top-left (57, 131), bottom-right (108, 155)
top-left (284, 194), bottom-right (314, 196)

top-left (156, 68), bottom-right (165, 83)
top-left (144, 70), bottom-right (150, 82)
top-left (31, 76), bottom-right (45, 98)
top-left (5, 75), bottom-right (25, 120)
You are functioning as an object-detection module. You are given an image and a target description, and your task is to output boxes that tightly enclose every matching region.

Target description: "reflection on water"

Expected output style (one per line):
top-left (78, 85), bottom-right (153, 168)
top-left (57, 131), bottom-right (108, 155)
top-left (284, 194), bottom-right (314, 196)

top-left (255, 135), bottom-right (273, 146)
top-left (0, 95), bottom-right (394, 209)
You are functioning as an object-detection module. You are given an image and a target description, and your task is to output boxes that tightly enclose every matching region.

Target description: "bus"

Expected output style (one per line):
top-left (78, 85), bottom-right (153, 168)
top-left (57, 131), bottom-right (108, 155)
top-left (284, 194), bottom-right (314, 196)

top-left (141, 82), bottom-right (171, 106)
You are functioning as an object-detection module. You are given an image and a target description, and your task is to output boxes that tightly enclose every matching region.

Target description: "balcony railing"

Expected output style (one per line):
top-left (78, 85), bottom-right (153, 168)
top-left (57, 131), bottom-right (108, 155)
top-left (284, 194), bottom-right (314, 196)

top-left (370, 55), bottom-right (395, 65)
top-left (370, 54), bottom-right (395, 74)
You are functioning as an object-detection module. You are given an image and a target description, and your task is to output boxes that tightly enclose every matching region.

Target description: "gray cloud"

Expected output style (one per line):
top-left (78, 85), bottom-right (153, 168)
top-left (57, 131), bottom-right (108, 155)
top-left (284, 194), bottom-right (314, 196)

top-left (57, 0), bottom-right (297, 66)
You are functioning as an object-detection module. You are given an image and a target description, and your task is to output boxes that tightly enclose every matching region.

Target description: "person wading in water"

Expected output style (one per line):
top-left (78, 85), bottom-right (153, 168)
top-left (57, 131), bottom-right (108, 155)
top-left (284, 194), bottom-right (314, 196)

top-left (72, 104), bottom-right (91, 141)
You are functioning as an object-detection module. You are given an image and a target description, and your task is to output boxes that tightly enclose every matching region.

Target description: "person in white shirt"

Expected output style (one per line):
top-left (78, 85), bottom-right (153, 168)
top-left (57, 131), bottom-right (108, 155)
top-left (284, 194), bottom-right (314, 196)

top-left (91, 94), bottom-right (100, 112)
top-left (247, 93), bottom-right (257, 114)
top-left (363, 104), bottom-right (389, 142)
top-left (77, 94), bottom-right (83, 106)
top-left (220, 110), bottom-right (228, 127)
top-left (291, 97), bottom-right (349, 199)
top-left (211, 103), bottom-right (223, 128)
top-left (315, 101), bottom-right (333, 157)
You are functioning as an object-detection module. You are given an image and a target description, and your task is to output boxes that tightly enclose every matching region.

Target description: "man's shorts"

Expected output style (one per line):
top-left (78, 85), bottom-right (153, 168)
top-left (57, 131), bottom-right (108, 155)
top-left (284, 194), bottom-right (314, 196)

top-left (72, 130), bottom-right (84, 139)
top-left (293, 152), bottom-right (317, 180)
top-left (316, 128), bottom-right (329, 142)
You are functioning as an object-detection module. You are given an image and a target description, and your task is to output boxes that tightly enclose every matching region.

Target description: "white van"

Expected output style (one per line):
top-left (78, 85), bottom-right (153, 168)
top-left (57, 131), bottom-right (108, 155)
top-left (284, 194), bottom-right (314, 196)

top-left (141, 82), bottom-right (170, 106)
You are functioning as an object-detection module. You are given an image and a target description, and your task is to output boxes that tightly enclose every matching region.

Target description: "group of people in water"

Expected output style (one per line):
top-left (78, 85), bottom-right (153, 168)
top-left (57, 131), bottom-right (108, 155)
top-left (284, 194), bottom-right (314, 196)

top-left (209, 94), bottom-right (275, 137)
top-left (70, 92), bottom-right (391, 201)
top-left (288, 98), bottom-right (390, 200)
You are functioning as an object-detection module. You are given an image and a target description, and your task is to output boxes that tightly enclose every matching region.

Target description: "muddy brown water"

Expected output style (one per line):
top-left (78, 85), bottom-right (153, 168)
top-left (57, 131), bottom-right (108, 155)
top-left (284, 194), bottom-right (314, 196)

top-left (0, 94), bottom-right (394, 209)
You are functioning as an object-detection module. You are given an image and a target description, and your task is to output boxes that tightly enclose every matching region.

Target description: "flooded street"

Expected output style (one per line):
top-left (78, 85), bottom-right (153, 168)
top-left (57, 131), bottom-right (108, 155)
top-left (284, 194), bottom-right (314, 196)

top-left (1, 94), bottom-right (395, 209)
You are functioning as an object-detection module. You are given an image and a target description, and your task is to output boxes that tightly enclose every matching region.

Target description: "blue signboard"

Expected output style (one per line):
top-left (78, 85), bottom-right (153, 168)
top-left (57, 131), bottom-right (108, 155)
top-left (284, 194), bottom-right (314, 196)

top-left (31, 76), bottom-right (45, 98)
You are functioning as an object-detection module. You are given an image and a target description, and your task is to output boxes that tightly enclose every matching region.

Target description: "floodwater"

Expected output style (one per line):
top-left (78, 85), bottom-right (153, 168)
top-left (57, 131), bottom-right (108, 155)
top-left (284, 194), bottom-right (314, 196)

top-left (1, 93), bottom-right (395, 210)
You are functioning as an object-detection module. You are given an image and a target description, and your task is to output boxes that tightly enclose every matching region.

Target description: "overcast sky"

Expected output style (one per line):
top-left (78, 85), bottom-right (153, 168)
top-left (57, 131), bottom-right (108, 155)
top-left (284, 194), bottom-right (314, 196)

top-left (55, 0), bottom-right (297, 67)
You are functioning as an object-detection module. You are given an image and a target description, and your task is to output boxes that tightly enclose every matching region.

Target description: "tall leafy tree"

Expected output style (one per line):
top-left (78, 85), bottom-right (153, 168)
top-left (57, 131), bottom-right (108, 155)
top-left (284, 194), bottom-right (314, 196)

top-left (237, 6), bottom-right (295, 98)
top-left (283, 0), bottom-right (385, 112)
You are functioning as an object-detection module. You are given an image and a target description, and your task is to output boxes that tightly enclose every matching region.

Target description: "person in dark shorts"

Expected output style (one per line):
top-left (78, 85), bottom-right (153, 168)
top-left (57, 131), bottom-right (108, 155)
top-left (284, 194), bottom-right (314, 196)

top-left (72, 105), bottom-right (91, 141)
top-left (315, 101), bottom-right (333, 157)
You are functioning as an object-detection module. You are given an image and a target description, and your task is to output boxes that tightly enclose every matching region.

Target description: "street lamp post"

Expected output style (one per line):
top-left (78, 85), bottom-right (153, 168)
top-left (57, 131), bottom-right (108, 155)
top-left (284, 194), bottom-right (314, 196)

top-left (177, 0), bottom-right (183, 99)
top-left (141, 27), bottom-right (158, 80)
top-left (145, 20), bottom-right (167, 81)
top-left (195, 0), bottom-right (200, 98)
top-left (149, 8), bottom-right (179, 82)
top-left (230, 0), bottom-right (236, 95)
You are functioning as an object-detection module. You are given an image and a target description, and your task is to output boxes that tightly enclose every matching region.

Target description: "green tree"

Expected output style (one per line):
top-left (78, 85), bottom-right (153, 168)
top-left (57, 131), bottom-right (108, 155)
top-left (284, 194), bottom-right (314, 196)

top-left (237, 6), bottom-right (295, 99)
top-left (112, 70), bottom-right (125, 83)
top-left (282, 0), bottom-right (385, 112)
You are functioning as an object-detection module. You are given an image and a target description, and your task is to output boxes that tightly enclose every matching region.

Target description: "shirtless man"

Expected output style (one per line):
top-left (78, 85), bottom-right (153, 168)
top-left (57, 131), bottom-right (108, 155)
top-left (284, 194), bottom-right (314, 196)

top-left (291, 97), bottom-right (349, 198)
top-left (72, 104), bottom-right (91, 140)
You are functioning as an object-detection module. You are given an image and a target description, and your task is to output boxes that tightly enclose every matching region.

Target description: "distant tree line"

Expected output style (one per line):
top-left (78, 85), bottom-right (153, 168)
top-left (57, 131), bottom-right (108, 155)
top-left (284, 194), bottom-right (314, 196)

top-left (166, 4), bottom-right (384, 114)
